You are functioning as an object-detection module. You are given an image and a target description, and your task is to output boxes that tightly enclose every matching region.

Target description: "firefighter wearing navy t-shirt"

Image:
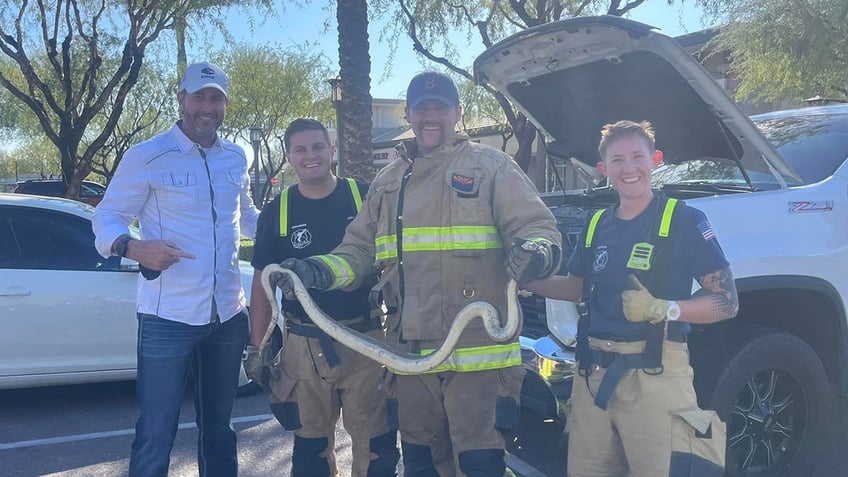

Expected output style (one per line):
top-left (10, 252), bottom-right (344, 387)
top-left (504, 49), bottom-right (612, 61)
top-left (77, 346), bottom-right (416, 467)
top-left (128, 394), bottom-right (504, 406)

top-left (526, 120), bottom-right (739, 477)
top-left (244, 119), bottom-right (399, 477)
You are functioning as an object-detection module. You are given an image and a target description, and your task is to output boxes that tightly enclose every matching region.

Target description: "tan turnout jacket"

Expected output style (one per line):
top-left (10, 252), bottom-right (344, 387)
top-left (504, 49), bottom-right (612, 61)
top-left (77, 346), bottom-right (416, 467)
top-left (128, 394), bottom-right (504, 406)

top-left (312, 135), bottom-right (561, 371)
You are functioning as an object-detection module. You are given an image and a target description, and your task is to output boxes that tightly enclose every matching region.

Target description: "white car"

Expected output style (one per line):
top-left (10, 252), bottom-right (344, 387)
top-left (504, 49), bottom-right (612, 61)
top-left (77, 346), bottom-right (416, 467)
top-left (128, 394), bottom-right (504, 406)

top-left (0, 192), bottom-right (259, 392)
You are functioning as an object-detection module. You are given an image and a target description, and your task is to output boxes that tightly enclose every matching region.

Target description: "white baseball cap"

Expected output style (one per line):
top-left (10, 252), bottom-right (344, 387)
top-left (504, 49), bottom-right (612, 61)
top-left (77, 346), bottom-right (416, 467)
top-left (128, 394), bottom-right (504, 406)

top-left (180, 62), bottom-right (228, 97)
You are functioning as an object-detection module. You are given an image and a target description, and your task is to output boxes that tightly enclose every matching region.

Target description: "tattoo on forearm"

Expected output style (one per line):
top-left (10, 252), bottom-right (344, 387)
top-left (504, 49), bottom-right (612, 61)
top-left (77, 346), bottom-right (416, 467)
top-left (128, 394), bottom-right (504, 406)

top-left (695, 267), bottom-right (739, 320)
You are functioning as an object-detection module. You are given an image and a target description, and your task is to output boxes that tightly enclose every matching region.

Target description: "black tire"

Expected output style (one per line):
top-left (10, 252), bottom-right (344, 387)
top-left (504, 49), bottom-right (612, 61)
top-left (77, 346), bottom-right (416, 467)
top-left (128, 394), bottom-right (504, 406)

top-left (690, 323), bottom-right (831, 477)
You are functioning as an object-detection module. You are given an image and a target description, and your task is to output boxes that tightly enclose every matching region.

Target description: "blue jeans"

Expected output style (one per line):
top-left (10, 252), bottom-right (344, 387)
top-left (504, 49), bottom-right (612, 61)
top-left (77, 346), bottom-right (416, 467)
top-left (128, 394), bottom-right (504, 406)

top-left (129, 311), bottom-right (249, 477)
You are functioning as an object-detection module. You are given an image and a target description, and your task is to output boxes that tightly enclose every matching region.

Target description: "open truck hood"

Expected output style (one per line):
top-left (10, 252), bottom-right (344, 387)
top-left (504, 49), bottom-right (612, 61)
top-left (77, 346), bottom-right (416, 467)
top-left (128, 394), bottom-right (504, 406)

top-left (473, 15), bottom-right (800, 184)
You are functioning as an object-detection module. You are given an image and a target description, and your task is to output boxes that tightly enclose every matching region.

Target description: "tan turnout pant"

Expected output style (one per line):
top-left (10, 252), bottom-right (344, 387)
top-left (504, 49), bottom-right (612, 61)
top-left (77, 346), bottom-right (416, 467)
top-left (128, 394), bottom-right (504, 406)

top-left (270, 328), bottom-right (394, 477)
top-left (566, 338), bottom-right (725, 477)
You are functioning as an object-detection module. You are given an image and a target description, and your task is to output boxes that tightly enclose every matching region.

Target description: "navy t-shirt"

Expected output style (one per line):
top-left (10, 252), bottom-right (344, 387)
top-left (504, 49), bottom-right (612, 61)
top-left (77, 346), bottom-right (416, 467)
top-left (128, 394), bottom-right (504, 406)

top-left (567, 196), bottom-right (729, 339)
top-left (251, 179), bottom-right (371, 320)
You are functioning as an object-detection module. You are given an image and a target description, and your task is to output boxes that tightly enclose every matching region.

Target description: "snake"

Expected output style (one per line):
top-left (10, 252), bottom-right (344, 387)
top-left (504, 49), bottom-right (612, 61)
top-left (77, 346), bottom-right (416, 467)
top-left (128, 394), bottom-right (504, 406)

top-left (260, 264), bottom-right (520, 374)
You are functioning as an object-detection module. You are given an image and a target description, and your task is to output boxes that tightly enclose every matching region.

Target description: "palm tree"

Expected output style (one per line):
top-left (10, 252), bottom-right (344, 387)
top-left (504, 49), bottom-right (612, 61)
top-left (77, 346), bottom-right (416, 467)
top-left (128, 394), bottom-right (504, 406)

top-left (336, 0), bottom-right (375, 181)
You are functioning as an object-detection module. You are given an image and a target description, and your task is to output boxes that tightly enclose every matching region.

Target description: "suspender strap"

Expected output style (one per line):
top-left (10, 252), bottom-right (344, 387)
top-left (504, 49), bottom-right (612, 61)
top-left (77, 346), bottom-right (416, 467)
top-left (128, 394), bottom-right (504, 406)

top-left (593, 353), bottom-right (646, 410)
top-left (642, 322), bottom-right (666, 369)
top-left (576, 314), bottom-right (592, 374)
top-left (279, 185), bottom-right (293, 237)
top-left (279, 178), bottom-right (363, 236)
top-left (346, 177), bottom-right (363, 212)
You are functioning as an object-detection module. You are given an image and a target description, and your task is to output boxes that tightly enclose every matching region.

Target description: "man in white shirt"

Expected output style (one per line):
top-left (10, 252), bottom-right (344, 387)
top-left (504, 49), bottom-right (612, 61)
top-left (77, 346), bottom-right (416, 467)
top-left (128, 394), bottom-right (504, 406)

top-left (93, 62), bottom-right (260, 477)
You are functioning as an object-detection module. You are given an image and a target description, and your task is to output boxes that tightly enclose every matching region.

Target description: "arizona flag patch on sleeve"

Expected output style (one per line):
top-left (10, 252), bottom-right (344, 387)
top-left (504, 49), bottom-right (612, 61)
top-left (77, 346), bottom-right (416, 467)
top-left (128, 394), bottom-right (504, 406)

top-left (697, 220), bottom-right (716, 241)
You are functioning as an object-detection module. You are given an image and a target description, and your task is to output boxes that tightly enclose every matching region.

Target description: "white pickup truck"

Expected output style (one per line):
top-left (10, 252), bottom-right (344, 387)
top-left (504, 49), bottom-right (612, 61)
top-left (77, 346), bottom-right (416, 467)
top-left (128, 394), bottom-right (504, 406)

top-left (474, 15), bottom-right (848, 477)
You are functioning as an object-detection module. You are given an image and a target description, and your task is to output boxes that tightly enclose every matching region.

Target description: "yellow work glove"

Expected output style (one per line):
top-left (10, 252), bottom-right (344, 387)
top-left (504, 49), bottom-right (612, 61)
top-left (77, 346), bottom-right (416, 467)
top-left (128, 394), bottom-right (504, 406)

top-left (621, 275), bottom-right (670, 324)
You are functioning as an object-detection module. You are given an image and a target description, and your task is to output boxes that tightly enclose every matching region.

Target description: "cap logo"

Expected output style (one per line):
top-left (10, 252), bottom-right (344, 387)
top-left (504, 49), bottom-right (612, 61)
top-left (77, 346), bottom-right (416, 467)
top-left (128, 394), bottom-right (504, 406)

top-left (425, 79), bottom-right (435, 89)
top-left (201, 67), bottom-right (216, 75)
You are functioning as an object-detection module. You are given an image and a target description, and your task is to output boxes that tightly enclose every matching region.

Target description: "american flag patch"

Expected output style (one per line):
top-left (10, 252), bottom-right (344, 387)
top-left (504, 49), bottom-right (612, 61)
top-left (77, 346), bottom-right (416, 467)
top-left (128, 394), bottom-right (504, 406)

top-left (697, 220), bottom-right (716, 241)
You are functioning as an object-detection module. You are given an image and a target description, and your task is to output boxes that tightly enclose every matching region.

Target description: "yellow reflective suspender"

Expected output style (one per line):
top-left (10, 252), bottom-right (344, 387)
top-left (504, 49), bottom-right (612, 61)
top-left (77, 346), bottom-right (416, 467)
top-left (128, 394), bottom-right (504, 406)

top-left (584, 198), bottom-right (678, 248)
top-left (279, 178), bottom-right (363, 236)
top-left (278, 185), bottom-right (292, 237)
top-left (347, 177), bottom-right (363, 212)
top-left (658, 198), bottom-right (677, 237)
top-left (585, 209), bottom-right (606, 248)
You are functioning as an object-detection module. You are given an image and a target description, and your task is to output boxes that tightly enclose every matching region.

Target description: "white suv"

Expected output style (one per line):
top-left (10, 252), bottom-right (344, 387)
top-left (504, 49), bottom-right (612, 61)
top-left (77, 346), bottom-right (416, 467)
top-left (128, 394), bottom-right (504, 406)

top-left (474, 15), bottom-right (848, 477)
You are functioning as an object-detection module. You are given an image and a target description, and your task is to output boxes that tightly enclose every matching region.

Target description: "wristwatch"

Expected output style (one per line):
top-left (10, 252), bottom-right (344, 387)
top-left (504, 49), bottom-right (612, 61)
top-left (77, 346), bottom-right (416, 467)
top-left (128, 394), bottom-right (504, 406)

top-left (113, 235), bottom-right (132, 258)
top-left (666, 300), bottom-right (681, 321)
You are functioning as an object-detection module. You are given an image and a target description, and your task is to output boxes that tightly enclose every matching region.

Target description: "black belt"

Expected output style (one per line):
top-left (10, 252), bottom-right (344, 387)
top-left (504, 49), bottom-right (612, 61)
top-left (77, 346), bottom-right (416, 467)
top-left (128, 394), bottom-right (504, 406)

top-left (589, 324), bottom-right (687, 344)
top-left (285, 316), bottom-right (380, 369)
top-left (584, 322), bottom-right (682, 410)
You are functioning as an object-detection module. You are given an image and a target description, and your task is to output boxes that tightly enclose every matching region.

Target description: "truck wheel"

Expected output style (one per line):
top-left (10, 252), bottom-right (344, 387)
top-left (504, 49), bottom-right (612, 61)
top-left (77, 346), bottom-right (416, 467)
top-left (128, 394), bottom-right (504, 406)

top-left (690, 324), bottom-right (831, 477)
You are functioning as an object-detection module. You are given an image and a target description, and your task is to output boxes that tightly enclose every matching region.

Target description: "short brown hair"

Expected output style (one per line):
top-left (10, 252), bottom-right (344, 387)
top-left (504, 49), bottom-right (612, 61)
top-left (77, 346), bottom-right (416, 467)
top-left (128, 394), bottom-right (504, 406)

top-left (598, 120), bottom-right (656, 160)
top-left (284, 118), bottom-right (331, 151)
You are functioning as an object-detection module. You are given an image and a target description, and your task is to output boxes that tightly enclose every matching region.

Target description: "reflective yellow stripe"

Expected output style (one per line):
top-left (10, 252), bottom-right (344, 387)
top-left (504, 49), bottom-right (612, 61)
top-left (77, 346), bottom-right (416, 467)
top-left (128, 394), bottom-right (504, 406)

top-left (585, 209), bottom-right (606, 248)
top-left (278, 186), bottom-right (292, 237)
top-left (347, 178), bottom-right (363, 212)
top-left (313, 254), bottom-right (356, 289)
top-left (391, 342), bottom-right (521, 374)
top-left (376, 235), bottom-right (398, 260)
top-left (659, 198), bottom-right (678, 237)
top-left (374, 226), bottom-right (502, 260)
top-left (586, 199), bottom-right (678, 246)
top-left (280, 179), bottom-right (362, 236)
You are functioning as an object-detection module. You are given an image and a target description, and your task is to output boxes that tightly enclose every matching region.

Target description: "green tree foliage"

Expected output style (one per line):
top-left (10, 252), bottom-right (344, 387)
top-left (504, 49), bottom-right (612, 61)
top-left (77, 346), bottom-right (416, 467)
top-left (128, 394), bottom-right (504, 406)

top-left (214, 43), bottom-right (333, 205)
top-left (709, 0), bottom-right (848, 102)
top-left (376, 0), bottom-right (706, 172)
top-left (89, 59), bottom-right (177, 184)
top-left (171, 0), bottom-right (280, 76)
top-left (0, 0), bottom-right (183, 199)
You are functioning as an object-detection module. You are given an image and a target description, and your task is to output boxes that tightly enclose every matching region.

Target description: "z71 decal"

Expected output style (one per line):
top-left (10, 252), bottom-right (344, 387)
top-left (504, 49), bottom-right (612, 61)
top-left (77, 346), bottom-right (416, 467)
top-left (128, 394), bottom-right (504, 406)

top-left (788, 201), bottom-right (833, 212)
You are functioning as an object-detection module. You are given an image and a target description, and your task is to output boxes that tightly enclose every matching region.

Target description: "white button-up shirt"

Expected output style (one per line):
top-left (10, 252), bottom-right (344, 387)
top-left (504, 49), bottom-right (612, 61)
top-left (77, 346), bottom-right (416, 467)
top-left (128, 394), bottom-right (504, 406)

top-left (93, 123), bottom-right (260, 325)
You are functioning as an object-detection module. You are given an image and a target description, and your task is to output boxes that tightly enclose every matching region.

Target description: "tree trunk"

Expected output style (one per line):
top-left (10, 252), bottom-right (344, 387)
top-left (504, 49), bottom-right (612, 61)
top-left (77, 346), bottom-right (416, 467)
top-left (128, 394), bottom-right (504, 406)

top-left (511, 114), bottom-right (537, 173)
top-left (175, 16), bottom-right (188, 77)
top-left (337, 0), bottom-right (375, 182)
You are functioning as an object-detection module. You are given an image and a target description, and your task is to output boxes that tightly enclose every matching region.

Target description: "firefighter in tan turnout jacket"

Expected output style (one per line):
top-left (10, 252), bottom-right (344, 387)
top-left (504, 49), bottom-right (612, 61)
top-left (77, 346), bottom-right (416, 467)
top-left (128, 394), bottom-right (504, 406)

top-left (273, 71), bottom-right (562, 476)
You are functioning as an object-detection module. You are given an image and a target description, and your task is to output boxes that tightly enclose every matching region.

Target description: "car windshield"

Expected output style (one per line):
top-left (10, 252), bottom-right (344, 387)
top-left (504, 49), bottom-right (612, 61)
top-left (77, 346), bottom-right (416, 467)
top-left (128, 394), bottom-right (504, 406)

top-left (652, 110), bottom-right (848, 188)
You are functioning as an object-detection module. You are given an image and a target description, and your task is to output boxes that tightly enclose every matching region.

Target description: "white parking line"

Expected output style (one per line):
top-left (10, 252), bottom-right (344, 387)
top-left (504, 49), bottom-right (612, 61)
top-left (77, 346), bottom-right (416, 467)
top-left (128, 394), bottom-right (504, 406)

top-left (0, 413), bottom-right (275, 451)
top-left (1, 414), bottom-right (550, 477)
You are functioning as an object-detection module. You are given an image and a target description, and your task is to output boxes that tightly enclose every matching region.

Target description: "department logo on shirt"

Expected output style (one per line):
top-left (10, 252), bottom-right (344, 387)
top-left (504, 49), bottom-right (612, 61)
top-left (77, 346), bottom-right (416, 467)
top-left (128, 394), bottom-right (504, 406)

top-left (593, 246), bottom-right (608, 272)
top-left (291, 227), bottom-right (312, 249)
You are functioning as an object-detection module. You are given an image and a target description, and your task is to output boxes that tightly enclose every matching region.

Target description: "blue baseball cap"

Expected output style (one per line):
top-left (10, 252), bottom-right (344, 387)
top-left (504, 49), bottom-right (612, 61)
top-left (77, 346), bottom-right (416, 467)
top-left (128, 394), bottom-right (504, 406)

top-left (406, 71), bottom-right (459, 109)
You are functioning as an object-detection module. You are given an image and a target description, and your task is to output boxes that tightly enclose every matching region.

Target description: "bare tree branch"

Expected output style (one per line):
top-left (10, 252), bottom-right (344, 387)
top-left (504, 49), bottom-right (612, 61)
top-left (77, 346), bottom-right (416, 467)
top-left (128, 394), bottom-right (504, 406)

top-left (509, 0), bottom-right (537, 27)
top-left (574, 0), bottom-right (594, 17)
top-left (609, 0), bottom-right (647, 16)
top-left (498, 3), bottom-right (526, 29)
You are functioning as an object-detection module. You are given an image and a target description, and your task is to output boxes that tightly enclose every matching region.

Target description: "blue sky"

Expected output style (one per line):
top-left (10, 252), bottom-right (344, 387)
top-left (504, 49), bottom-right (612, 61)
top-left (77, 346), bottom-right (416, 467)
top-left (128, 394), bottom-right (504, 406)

top-left (216, 1), bottom-right (711, 99)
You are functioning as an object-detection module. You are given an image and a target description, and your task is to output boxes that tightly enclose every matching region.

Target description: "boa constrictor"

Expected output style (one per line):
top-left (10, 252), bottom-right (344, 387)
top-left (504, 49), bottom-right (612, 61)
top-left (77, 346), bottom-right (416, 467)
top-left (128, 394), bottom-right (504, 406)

top-left (259, 264), bottom-right (520, 374)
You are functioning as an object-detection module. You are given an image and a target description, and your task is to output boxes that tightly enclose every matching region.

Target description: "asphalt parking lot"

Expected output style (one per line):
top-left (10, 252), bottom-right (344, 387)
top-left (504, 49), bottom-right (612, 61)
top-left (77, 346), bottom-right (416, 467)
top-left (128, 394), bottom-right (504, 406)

top-left (0, 381), bottom-right (554, 477)
top-left (4, 380), bottom-right (846, 477)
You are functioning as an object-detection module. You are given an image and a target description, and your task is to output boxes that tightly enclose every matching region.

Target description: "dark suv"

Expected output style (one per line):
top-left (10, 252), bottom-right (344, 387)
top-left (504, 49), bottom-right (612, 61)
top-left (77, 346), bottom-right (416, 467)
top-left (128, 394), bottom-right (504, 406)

top-left (14, 180), bottom-right (106, 207)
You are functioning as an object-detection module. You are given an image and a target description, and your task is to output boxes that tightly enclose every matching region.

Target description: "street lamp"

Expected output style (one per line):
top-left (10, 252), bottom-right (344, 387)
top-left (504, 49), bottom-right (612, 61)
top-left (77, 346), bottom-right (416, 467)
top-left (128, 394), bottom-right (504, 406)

top-left (249, 126), bottom-right (262, 206)
top-left (328, 77), bottom-right (344, 177)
